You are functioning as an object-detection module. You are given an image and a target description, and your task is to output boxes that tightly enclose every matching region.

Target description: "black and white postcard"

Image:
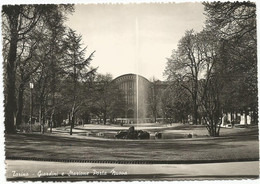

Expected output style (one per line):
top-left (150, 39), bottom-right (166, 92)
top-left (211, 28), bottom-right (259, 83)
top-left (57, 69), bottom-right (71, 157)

top-left (1, 0), bottom-right (259, 182)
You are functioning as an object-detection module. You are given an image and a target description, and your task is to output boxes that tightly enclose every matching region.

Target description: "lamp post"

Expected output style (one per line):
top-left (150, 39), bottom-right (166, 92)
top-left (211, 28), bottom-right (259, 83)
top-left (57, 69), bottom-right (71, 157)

top-left (29, 82), bottom-right (34, 131)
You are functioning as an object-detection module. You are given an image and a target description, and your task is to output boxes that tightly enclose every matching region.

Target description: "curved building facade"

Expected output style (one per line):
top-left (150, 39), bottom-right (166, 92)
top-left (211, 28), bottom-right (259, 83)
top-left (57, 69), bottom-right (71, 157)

top-left (112, 74), bottom-right (151, 121)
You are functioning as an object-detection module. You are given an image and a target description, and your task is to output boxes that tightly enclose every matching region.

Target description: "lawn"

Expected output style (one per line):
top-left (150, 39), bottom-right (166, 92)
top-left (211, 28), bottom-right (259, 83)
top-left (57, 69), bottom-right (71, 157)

top-left (5, 124), bottom-right (259, 162)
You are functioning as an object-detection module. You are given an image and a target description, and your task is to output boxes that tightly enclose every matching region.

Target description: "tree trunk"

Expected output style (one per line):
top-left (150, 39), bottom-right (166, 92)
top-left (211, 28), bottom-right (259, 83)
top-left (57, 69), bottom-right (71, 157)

top-left (50, 109), bottom-right (55, 133)
top-left (42, 112), bottom-right (45, 134)
top-left (70, 112), bottom-right (75, 135)
top-left (39, 104), bottom-right (42, 133)
top-left (252, 110), bottom-right (257, 124)
top-left (16, 83), bottom-right (25, 127)
top-left (103, 112), bottom-right (107, 125)
top-left (193, 103), bottom-right (198, 125)
top-left (4, 8), bottom-right (20, 134)
top-left (154, 110), bottom-right (157, 123)
top-left (5, 41), bottom-right (18, 133)
top-left (39, 103), bottom-right (46, 134)
top-left (72, 112), bottom-right (75, 128)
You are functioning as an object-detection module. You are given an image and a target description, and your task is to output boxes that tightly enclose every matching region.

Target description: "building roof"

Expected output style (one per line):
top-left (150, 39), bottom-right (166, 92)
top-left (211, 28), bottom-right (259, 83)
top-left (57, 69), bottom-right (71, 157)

top-left (112, 73), bottom-right (151, 84)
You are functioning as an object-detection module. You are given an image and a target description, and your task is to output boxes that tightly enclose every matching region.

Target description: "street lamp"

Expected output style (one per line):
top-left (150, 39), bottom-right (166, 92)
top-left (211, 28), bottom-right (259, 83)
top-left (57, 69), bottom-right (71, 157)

top-left (29, 82), bottom-right (34, 132)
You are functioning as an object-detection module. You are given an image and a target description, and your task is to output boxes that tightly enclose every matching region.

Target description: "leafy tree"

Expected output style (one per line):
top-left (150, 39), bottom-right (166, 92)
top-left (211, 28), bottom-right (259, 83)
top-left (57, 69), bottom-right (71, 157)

top-left (147, 77), bottom-right (164, 123)
top-left (61, 28), bottom-right (95, 135)
top-left (203, 1), bottom-right (257, 124)
top-left (161, 82), bottom-right (191, 124)
top-left (91, 74), bottom-right (125, 124)
top-left (15, 30), bottom-right (41, 127)
top-left (33, 11), bottom-right (69, 133)
top-left (2, 5), bottom-right (74, 133)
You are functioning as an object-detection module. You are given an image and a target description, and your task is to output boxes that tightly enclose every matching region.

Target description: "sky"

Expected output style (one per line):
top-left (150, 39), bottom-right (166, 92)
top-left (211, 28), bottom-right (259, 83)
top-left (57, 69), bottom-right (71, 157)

top-left (65, 3), bottom-right (206, 81)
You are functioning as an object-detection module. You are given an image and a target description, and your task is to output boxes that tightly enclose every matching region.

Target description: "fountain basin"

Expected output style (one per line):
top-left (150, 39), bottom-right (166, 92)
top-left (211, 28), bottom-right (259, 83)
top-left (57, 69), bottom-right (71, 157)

top-left (115, 126), bottom-right (150, 139)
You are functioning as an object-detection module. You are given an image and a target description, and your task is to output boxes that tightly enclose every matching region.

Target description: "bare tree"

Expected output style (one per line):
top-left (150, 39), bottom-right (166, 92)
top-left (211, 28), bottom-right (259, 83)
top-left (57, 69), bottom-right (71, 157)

top-left (203, 1), bottom-right (256, 41)
top-left (197, 30), bottom-right (222, 136)
top-left (165, 30), bottom-right (205, 125)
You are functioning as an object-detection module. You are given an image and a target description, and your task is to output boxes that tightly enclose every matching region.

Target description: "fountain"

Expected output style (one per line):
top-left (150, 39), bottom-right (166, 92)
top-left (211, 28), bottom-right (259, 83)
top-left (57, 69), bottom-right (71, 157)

top-left (115, 126), bottom-right (150, 139)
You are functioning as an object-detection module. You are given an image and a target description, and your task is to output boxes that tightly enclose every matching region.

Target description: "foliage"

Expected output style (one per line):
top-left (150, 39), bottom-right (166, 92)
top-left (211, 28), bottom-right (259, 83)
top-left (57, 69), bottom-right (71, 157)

top-left (147, 77), bottom-right (163, 122)
top-left (59, 28), bottom-right (96, 135)
top-left (161, 82), bottom-right (192, 123)
top-left (2, 4), bottom-right (74, 133)
top-left (203, 1), bottom-right (257, 123)
top-left (164, 2), bottom-right (257, 136)
top-left (90, 74), bottom-right (126, 124)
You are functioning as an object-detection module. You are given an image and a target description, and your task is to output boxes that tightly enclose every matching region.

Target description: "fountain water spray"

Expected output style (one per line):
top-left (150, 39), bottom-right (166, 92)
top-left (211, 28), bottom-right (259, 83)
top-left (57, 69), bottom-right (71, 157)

top-left (135, 17), bottom-right (139, 126)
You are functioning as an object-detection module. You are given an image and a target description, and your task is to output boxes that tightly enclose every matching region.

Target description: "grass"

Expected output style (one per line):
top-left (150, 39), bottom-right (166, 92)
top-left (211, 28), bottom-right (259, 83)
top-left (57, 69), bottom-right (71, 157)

top-left (5, 124), bottom-right (259, 162)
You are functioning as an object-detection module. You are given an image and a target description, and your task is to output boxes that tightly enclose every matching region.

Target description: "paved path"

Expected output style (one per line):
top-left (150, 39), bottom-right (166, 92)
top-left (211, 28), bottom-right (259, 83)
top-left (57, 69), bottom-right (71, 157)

top-left (6, 160), bottom-right (259, 181)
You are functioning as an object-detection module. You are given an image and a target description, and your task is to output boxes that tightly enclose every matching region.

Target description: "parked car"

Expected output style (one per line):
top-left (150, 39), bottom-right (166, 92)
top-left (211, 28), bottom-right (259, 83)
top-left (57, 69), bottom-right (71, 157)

top-left (225, 124), bottom-right (233, 128)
